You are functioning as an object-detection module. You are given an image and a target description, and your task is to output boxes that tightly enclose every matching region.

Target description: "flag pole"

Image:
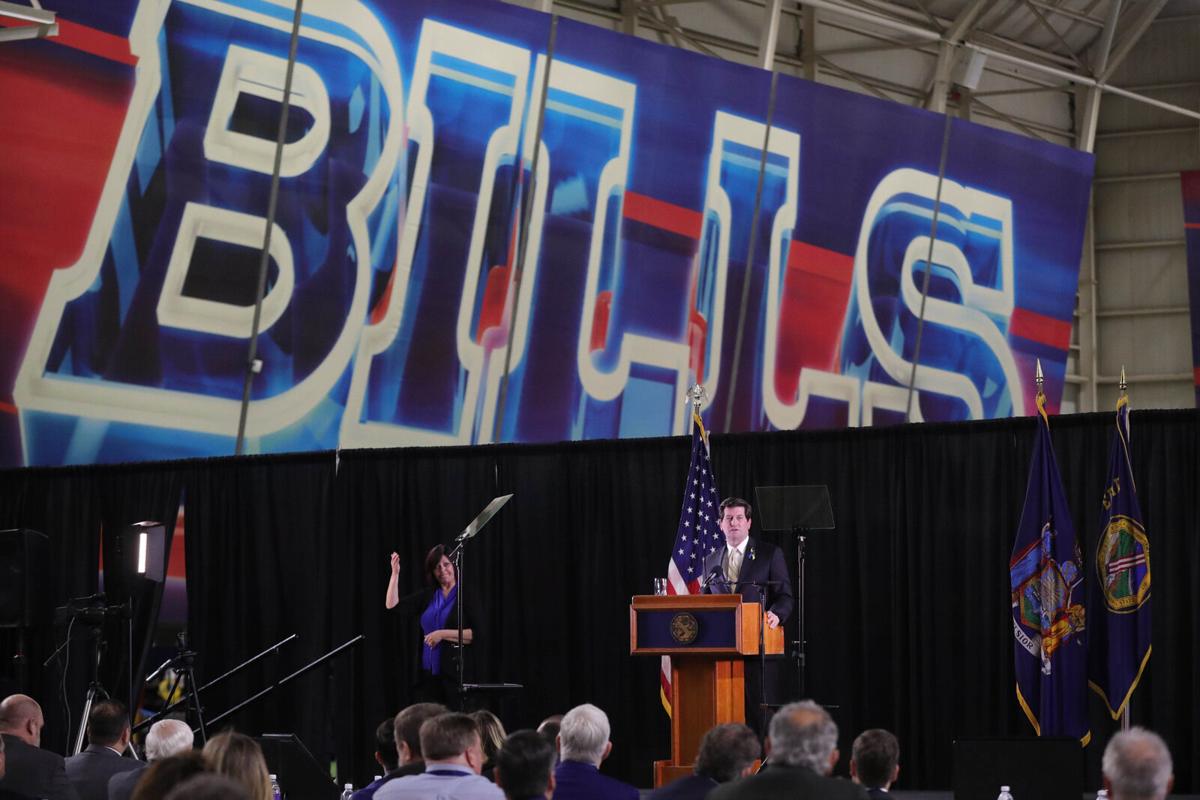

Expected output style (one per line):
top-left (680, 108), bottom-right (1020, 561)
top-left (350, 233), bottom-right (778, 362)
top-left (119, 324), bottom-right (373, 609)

top-left (685, 383), bottom-right (708, 428)
top-left (1119, 364), bottom-right (1131, 732)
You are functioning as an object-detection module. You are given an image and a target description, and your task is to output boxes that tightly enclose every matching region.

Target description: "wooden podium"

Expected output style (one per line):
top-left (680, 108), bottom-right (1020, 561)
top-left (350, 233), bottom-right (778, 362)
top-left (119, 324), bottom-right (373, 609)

top-left (630, 594), bottom-right (783, 787)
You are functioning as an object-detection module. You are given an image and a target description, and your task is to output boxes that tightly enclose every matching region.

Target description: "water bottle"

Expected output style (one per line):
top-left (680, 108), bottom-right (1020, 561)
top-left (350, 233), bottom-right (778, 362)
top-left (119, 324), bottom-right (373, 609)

top-left (339, 783), bottom-right (354, 800)
top-left (997, 786), bottom-right (1013, 800)
top-left (269, 774), bottom-right (282, 800)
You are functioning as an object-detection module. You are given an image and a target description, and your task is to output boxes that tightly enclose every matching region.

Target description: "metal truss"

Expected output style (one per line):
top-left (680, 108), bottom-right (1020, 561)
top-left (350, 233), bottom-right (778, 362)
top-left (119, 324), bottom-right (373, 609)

top-left (548, 0), bottom-right (1197, 152)
top-left (0, 0), bottom-right (56, 42)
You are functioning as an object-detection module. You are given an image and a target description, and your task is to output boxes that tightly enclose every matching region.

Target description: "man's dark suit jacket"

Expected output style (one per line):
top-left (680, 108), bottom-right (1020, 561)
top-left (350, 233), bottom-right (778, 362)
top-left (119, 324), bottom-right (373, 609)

top-left (645, 772), bottom-right (719, 800)
top-left (866, 787), bottom-right (889, 799)
top-left (707, 764), bottom-right (868, 800)
top-left (702, 537), bottom-right (794, 623)
top-left (0, 733), bottom-right (80, 800)
top-left (106, 761), bottom-right (149, 800)
top-left (64, 745), bottom-right (142, 800)
top-left (551, 759), bottom-right (638, 800)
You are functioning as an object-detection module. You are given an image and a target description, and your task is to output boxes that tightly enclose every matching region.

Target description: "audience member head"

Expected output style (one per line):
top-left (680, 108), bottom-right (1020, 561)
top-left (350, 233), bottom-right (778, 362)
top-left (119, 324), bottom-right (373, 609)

top-left (145, 719), bottom-right (195, 761)
top-left (495, 730), bottom-right (556, 800)
top-left (557, 704), bottom-right (612, 768)
top-left (164, 773), bottom-right (251, 800)
top-left (850, 728), bottom-right (900, 791)
top-left (202, 731), bottom-right (271, 800)
top-left (131, 751), bottom-right (209, 800)
top-left (694, 723), bottom-right (760, 783)
top-left (767, 700), bottom-right (839, 776)
top-left (1102, 727), bottom-right (1174, 800)
top-left (471, 710), bottom-right (506, 765)
top-left (419, 713), bottom-right (485, 774)
top-left (393, 702), bottom-right (447, 765)
top-left (86, 698), bottom-right (131, 751)
top-left (0, 694), bottom-right (45, 746)
top-left (373, 717), bottom-right (399, 773)
top-left (536, 715), bottom-right (562, 744)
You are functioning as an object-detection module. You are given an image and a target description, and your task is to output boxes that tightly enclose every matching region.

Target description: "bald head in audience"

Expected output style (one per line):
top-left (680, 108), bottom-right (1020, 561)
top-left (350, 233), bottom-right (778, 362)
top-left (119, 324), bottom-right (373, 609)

top-left (0, 694), bottom-right (45, 747)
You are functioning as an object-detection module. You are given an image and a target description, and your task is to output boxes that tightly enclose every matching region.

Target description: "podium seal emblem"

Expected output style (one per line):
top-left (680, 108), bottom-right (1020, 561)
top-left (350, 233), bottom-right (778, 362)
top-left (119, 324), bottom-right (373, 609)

top-left (670, 612), bottom-right (699, 644)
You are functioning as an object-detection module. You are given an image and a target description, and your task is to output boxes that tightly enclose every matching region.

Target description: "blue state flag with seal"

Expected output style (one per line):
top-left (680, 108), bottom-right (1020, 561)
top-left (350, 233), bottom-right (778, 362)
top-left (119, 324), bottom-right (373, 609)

top-left (1088, 394), bottom-right (1151, 720)
top-left (1009, 391), bottom-right (1090, 743)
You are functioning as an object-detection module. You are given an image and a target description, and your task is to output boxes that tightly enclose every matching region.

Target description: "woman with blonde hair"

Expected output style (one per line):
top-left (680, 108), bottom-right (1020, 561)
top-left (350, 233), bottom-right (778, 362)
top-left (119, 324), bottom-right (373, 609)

top-left (202, 731), bottom-right (272, 800)
top-left (471, 709), bottom-right (506, 781)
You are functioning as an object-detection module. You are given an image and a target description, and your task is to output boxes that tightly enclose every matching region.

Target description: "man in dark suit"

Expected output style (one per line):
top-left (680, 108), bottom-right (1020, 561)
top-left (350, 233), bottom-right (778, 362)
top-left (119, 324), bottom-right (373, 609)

top-left (647, 723), bottom-right (760, 800)
top-left (0, 693), bottom-right (79, 800)
top-left (550, 704), bottom-right (637, 800)
top-left (108, 718), bottom-right (193, 800)
top-left (702, 497), bottom-right (794, 734)
top-left (849, 729), bottom-right (900, 799)
top-left (708, 701), bottom-right (867, 800)
top-left (849, 729), bottom-right (897, 796)
top-left (64, 699), bottom-right (141, 800)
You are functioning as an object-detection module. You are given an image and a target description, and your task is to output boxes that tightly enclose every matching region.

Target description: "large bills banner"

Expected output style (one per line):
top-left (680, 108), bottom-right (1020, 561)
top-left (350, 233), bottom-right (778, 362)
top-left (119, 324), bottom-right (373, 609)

top-left (0, 0), bottom-right (1093, 466)
top-left (1182, 171), bottom-right (1200, 407)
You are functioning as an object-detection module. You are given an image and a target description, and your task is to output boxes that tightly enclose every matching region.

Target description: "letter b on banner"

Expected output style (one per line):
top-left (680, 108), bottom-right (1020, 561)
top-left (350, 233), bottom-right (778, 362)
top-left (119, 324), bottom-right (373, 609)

top-left (15, 0), bottom-right (405, 464)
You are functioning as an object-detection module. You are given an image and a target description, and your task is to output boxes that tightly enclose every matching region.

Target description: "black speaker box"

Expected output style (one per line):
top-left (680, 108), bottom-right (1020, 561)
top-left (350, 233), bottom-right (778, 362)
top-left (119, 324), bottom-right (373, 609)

top-left (256, 733), bottom-right (339, 800)
top-left (953, 737), bottom-right (1083, 800)
top-left (0, 529), bottom-right (50, 628)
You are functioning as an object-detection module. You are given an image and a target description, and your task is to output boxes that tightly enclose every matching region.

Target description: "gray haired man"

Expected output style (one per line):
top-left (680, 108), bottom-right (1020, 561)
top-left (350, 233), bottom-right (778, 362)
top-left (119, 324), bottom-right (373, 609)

top-left (708, 700), bottom-right (867, 800)
top-left (109, 719), bottom-right (195, 800)
top-left (1102, 727), bottom-right (1173, 800)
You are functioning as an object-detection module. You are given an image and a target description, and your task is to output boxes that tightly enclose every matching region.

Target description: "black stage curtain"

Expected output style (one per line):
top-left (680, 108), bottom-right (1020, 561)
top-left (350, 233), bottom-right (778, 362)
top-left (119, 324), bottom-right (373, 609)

top-left (181, 453), bottom-right (335, 755)
top-left (2, 410), bottom-right (1198, 792)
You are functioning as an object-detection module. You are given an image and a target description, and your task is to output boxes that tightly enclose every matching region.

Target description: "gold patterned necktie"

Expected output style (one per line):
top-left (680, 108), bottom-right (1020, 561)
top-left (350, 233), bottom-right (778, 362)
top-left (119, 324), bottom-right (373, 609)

top-left (726, 547), bottom-right (743, 585)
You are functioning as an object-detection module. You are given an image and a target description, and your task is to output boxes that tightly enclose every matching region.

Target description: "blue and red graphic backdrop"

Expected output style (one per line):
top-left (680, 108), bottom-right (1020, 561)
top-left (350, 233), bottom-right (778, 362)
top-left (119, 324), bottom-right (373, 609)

top-left (1182, 171), bottom-right (1200, 407)
top-left (0, 0), bottom-right (1093, 466)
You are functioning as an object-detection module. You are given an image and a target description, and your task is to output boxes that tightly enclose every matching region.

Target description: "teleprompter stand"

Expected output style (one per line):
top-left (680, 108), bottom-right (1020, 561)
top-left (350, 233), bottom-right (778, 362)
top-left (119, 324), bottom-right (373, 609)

top-left (446, 495), bottom-right (521, 708)
top-left (754, 485), bottom-right (834, 700)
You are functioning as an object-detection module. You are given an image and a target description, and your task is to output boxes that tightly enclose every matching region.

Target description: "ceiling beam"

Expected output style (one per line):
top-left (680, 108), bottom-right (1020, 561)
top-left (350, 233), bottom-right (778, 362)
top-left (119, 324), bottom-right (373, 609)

top-left (928, 0), bottom-right (991, 112)
top-left (1100, 0), bottom-right (1169, 82)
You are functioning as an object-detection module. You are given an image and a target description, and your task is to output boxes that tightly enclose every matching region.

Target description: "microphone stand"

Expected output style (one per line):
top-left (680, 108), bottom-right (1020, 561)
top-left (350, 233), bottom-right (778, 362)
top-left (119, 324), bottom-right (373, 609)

top-left (736, 579), bottom-right (783, 732)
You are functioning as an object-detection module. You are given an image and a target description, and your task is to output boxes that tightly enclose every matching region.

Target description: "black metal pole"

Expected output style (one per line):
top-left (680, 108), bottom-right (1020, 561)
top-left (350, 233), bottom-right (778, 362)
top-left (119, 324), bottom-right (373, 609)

top-left (234, 0), bottom-right (306, 454)
top-left (199, 635), bottom-right (363, 731)
top-left (456, 544), bottom-right (465, 709)
top-left (795, 528), bottom-right (807, 698)
top-left (133, 633), bottom-right (297, 733)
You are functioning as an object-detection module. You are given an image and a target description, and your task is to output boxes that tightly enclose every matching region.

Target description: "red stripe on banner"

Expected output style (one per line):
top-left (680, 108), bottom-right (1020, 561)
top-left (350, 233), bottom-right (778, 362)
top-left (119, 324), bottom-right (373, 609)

top-left (0, 401), bottom-right (16, 415)
top-left (622, 191), bottom-right (703, 241)
top-left (0, 18), bottom-right (137, 65)
top-left (1010, 307), bottom-right (1072, 350)
top-left (773, 241), bottom-right (855, 401)
top-left (1194, 366), bottom-right (1200, 386)
top-left (1186, 223), bottom-right (1200, 230)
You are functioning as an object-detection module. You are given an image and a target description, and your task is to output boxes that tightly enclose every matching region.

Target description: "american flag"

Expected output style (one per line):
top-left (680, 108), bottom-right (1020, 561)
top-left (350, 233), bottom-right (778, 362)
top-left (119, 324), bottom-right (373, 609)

top-left (661, 410), bottom-right (724, 715)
